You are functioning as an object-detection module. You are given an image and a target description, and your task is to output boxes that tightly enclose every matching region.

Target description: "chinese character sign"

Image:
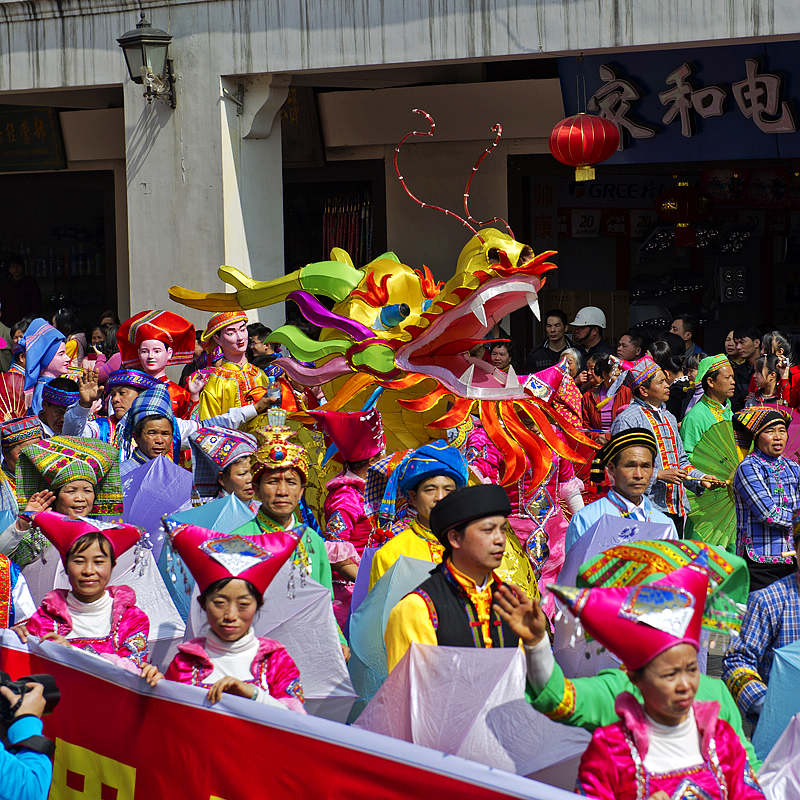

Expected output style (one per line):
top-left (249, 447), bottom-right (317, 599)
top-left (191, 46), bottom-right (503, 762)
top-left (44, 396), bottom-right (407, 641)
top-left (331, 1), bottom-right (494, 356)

top-left (0, 107), bottom-right (66, 171)
top-left (559, 41), bottom-right (800, 164)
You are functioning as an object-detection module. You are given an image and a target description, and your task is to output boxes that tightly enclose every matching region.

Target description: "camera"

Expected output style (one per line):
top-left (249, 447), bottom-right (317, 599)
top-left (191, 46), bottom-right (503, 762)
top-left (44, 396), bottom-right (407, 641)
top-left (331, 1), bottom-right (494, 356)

top-left (0, 672), bottom-right (60, 724)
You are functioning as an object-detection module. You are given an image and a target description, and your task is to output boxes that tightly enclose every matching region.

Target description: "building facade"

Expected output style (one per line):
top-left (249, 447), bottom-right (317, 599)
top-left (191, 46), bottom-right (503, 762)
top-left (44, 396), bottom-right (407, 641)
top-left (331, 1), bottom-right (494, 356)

top-left (0, 1), bottom-right (795, 345)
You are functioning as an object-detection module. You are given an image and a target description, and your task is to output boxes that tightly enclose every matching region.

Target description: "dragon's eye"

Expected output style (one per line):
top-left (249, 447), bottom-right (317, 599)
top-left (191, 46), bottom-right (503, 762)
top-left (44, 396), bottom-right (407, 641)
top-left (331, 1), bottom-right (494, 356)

top-left (517, 246), bottom-right (534, 266)
top-left (379, 303), bottom-right (410, 328)
top-left (486, 247), bottom-right (501, 263)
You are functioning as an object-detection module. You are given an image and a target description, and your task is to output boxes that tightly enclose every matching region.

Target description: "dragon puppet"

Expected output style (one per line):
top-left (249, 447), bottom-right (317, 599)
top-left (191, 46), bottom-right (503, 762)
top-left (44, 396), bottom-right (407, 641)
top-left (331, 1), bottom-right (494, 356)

top-left (169, 110), bottom-right (596, 489)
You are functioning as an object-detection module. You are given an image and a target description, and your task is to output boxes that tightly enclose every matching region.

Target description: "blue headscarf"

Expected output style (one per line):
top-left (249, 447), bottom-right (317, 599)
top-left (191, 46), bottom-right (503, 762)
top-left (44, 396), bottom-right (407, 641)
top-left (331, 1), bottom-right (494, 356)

top-left (121, 383), bottom-right (181, 463)
top-left (23, 318), bottom-right (66, 415)
top-left (379, 440), bottom-right (469, 523)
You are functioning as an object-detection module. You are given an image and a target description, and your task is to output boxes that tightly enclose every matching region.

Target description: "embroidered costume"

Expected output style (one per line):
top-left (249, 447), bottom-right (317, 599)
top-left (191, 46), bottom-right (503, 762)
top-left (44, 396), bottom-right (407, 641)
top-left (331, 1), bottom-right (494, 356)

top-left (308, 407), bottom-right (385, 627)
top-left (62, 369), bottom-right (160, 448)
top-left (24, 512), bottom-right (149, 667)
top-left (680, 355), bottom-right (734, 460)
top-left (230, 425), bottom-right (344, 642)
top-left (188, 426), bottom-right (256, 501)
top-left (611, 387), bottom-right (704, 518)
top-left (368, 440), bottom-right (468, 590)
top-left (384, 485), bottom-right (519, 671)
top-left (567, 429), bottom-right (678, 551)
top-left (23, 319), bottom-right (67, 416)
top-left (10, 436), bottom-right (124, 565)
top-left (163, 521), bottom-right (305, 712)
top-left (732, 407), bottom-right (799, 591)
top-left (198, 312), bottom-right (268, 419)
top-left (545, 556), bottom-right (764, 797)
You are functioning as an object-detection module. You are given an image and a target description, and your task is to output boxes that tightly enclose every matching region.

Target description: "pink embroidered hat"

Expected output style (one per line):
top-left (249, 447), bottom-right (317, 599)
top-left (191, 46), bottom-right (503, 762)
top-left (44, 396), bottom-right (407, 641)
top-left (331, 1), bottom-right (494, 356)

top-left (548, 554), bottom-right (710, 670)
top-left (166, 522), bottom-right (299, 595)
top-left (522, 358), bottom-right (582, 428)
top-left (307, 407), bottom-right (385, 463)
top-left (32, 510), bottom-right (142, 563)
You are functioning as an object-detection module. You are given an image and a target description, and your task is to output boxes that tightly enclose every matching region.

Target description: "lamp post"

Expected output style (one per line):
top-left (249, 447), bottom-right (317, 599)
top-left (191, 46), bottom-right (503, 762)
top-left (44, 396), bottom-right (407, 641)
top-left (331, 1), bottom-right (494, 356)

top-left (117, 12), bottom-right (176, 108)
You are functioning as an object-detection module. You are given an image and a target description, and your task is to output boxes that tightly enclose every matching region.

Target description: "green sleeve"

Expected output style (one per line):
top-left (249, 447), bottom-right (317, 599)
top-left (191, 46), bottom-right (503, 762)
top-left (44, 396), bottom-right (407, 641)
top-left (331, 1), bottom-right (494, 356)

top-left (697, 674), bottom-right (760, 771)
top-left (526, 662), bottom-right (639, 731)
top-left (679, 408), bottom-right (702, 460)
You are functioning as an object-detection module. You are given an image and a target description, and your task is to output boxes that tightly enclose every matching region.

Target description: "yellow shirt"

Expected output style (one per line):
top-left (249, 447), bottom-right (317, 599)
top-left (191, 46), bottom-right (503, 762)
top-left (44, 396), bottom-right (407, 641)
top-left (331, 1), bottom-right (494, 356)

top-left (384, 560), bottom-right (496, 673)
top-left (368, 520), bottom-right (443, 591)
top-left (197, 359), bottom-right (268, 418)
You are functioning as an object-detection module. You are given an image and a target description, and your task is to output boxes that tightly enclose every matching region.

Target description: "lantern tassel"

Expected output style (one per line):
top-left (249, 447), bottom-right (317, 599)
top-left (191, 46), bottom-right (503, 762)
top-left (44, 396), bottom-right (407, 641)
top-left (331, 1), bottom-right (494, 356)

top-left (575, 165), bottom-right (596, 182)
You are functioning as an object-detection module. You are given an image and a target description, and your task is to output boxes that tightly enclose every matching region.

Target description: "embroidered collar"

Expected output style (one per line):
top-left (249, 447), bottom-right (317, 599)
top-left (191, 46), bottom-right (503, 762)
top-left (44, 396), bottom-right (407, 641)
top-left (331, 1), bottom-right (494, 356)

top-left (256, 508), bottom-right (298, 532)
top-left (410, 518), bottom-right (439, 545)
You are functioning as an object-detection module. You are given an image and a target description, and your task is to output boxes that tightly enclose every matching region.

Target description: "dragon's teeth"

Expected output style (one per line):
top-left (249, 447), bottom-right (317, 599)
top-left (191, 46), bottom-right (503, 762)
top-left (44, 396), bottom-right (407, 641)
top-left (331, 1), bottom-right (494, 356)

top-left (505, 365), bottom-right (518, 389)
top-left (526, 293), bottom-right (541, 321)
top-left (472, 303), bottom-right (487, 328)
top-left (458, 363), bottom-right (475, 387)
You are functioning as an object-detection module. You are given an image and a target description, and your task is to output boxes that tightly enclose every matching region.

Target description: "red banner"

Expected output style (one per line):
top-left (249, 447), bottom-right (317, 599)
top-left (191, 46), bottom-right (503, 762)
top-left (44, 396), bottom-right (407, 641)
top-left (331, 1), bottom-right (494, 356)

top-left (0, 634), bottom-right (572, 800)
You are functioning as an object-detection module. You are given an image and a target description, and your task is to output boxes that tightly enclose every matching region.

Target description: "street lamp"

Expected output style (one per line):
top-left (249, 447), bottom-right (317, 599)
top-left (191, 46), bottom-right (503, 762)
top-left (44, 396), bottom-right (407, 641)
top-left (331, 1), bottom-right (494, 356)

top-left (117, 12), bottom-right (176, 108)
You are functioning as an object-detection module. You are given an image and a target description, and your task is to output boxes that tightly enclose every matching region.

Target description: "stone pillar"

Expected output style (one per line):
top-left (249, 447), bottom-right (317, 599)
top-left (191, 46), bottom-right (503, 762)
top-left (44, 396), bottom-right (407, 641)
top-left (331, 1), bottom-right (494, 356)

top-left (220, 74), bottom-right (290, 331)
top-left (122, 60), bottom-right (228, 331)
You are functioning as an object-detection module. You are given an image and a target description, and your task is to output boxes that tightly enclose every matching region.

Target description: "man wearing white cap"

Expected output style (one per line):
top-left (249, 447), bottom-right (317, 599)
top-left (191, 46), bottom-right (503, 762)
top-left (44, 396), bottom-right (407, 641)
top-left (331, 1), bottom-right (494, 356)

top-left (569, 306), bottom-right (613, 361)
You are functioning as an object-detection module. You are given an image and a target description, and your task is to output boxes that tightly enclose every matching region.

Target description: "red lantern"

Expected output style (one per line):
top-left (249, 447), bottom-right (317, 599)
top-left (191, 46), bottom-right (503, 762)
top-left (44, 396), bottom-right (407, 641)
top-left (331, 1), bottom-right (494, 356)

top-left (549, 113), bottom-right (620, 182)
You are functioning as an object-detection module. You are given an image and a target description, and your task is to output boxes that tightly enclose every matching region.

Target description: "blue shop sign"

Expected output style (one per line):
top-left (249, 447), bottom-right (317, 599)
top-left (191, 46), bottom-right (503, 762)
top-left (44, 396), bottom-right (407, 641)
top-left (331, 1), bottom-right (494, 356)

top-left (558, 41), bottom-right (800, 163)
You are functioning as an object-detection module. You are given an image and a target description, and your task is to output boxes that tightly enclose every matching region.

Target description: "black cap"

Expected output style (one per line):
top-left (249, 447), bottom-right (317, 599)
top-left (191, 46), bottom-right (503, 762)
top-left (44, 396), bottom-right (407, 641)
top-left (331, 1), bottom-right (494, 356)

top-left (429, 484), bottom-right (511, 546)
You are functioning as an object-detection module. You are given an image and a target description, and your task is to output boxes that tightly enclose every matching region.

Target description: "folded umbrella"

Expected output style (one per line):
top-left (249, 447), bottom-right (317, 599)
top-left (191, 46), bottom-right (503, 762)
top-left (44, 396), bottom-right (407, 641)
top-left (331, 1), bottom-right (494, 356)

top-left (348, 555), bottom-right (436, 706)
top-left (123, 456), bottom-right (193, 560)
top-left (355, 643), bottom-right (590, 789)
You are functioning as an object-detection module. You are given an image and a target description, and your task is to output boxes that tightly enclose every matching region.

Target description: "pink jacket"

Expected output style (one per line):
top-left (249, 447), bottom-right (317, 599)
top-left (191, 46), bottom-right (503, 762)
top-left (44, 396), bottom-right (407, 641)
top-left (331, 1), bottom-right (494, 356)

top-left (577, 693), bottom-right (764, 800)
top-left (323, 472), bottom-right (373, 554)
top-left (165, 635), bottom-right (305, 714)
top-left (464, 423), bottom-right (503, 485)
top-left (26, 586), bottom-right (150, 667)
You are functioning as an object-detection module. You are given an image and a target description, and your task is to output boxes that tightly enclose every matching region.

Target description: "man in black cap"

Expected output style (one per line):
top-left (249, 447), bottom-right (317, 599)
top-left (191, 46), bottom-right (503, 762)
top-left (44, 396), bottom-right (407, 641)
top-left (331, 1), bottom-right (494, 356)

top-left (384, 484), bottom-right (521, 671)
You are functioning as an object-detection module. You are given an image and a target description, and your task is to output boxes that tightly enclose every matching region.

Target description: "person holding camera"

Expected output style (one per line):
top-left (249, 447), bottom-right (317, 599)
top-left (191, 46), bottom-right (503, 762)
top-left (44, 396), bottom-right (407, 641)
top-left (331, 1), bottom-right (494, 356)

top-left (0, 679), bottom-right (53, 800)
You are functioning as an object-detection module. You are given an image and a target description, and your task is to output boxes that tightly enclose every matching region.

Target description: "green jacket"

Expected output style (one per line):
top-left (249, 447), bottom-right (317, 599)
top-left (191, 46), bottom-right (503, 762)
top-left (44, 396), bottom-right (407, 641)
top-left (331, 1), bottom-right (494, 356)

top-left (680, 395), bottom-right (733, 460)
top-left (526, 659), bottom-right (759, 770)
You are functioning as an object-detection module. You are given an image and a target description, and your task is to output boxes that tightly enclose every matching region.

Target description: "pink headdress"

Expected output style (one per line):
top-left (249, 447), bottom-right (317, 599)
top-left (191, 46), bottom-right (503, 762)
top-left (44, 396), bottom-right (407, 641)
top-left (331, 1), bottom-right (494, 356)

top-left (523, 360), bottom-right (568, 403)
top-left (307, 407), bottom-right (385, 463)
top-left (33, 510), bottom-right (142, 564)
top-left (167, 522), bottom-right (299, 595)
top-left (549, 555), bottom-right (710, 670)
top-left (523, 358), bottom-right (582, 428)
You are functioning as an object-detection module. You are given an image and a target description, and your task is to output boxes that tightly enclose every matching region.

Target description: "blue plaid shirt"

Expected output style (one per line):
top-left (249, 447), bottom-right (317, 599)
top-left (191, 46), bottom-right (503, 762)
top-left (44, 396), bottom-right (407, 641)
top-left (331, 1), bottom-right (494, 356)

top-left (733, 449), bottom-right (800, 563)
top-left (722, 573), bottom-right (800, 719)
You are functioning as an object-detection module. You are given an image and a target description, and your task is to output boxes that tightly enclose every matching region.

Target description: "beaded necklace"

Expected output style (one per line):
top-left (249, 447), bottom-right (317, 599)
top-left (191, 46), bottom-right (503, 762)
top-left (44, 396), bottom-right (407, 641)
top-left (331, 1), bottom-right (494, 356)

top-left (255, 509), bottom-right (313, 597)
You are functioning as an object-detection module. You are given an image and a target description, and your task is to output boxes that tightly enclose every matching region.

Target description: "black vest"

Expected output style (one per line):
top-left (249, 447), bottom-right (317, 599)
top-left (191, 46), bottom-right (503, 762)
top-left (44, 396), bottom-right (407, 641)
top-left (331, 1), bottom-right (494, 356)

top-left (412, 564), bottom-right (519, 649)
